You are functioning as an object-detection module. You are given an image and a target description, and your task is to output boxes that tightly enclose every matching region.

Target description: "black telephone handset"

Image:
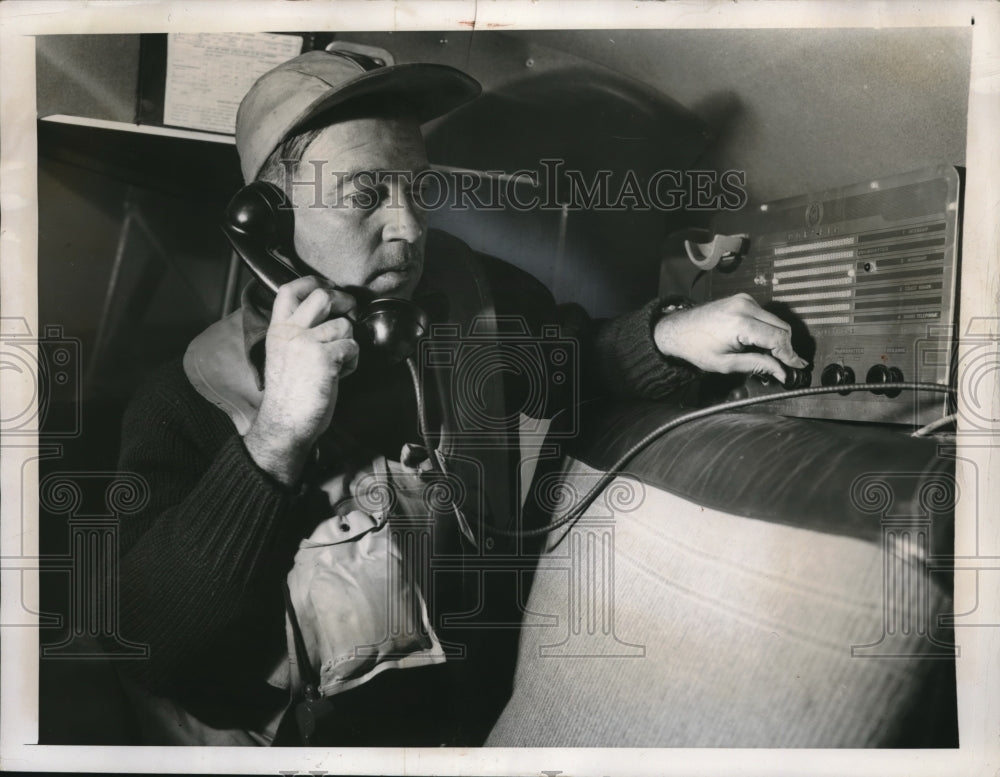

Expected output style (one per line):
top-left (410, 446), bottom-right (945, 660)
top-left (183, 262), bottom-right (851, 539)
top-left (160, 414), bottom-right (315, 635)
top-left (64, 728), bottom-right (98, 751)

top-left (222, 181), bottom-right (428, 366)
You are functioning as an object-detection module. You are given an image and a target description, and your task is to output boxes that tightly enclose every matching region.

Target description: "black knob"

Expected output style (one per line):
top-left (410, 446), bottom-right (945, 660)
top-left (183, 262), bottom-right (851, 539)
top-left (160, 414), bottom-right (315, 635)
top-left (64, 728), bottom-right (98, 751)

top-left (866, 364), bottom-right (904, 397)
top-left (885, 366), bottom-right (904, 398)
top-left (783, 366), bottom-right (811, 389)
top-left (866, 364), bottom-right (890, 395)
top-left (821, 363), bottom-right (855, 395)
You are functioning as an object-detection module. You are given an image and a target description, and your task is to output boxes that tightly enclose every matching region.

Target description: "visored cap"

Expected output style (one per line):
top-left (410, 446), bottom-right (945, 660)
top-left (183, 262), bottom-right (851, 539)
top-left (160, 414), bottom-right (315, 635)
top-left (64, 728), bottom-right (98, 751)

top-left (235, 49), bottom-right (481, 182)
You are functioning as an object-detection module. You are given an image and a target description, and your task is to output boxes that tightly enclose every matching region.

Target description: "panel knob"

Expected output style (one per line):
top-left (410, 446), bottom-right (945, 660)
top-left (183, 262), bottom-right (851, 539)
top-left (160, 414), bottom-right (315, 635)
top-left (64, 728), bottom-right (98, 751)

top-left (866, 364), bottom-right (904, 398)
top-left (783, 366), bottom-right (812, 389)
top-left (821, 363), bottom-right (855, 395)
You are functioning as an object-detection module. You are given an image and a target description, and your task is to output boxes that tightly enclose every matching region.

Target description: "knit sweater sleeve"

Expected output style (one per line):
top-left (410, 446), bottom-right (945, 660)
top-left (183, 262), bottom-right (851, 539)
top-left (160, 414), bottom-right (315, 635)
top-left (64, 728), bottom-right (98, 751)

top-left (111, 360), bottom-right (298, 694)
top-left (589, 296), bottom-right (701, 400)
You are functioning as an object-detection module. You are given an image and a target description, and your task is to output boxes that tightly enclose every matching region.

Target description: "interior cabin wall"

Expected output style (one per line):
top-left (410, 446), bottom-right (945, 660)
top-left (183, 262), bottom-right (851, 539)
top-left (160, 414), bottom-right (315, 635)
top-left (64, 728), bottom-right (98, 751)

top-left (36, 27), bottom-right (971, 402)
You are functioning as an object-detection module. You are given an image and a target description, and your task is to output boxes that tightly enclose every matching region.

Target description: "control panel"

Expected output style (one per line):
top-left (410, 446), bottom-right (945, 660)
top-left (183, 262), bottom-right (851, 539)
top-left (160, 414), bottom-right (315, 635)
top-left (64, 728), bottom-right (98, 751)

top-left (668, 166), bottom-right (961, 425)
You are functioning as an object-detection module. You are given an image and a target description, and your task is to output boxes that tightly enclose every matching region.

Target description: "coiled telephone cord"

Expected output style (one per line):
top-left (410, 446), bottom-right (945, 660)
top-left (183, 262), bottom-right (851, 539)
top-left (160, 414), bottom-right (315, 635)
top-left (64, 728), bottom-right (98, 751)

top-left (405, 362), bottom-right (954, 540)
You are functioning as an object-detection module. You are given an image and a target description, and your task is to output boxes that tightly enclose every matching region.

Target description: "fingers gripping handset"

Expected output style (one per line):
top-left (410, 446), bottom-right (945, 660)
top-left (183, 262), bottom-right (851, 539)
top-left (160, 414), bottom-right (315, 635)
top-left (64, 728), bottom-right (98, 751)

top-left (222, 181), bottom-right (429, 484)
top-left (222, 181), bottom-right (429, 365)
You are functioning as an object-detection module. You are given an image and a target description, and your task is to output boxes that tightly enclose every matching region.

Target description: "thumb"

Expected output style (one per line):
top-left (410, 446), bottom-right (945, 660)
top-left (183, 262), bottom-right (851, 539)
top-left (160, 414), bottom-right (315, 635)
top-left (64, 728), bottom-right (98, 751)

top-left (723, 352), bottom-right (787, 384)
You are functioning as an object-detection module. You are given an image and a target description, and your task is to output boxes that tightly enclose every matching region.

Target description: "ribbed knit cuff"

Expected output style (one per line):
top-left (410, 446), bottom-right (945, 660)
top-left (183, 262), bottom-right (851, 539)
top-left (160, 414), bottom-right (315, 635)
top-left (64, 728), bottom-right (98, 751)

top-left (592, 297), bottom-right (700, 400)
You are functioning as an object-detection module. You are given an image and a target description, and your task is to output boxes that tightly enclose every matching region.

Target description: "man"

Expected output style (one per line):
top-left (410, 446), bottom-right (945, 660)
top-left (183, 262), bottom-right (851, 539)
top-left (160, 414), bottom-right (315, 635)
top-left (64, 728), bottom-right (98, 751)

top-left (113, 50), bottom-right (806, 746)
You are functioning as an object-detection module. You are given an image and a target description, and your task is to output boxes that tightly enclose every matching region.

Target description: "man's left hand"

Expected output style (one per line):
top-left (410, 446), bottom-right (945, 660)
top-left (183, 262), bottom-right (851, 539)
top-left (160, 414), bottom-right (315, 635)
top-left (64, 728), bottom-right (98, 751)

top-left (653, 293), bottom-right (808, 384)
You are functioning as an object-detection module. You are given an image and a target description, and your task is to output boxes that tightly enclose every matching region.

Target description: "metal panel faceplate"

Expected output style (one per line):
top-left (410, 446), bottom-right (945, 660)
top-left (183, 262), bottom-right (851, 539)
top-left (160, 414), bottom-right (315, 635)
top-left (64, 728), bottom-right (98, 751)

top-left (708, 165), bottom-right (960, 424)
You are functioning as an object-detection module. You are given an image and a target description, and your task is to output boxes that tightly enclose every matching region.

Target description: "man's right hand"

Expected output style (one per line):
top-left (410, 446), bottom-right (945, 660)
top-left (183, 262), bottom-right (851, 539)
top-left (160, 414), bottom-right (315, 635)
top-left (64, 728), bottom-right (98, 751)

top-left (653, 293), bottom-right (808, 384)
top-left (243, 276), bottom-right (359, 486)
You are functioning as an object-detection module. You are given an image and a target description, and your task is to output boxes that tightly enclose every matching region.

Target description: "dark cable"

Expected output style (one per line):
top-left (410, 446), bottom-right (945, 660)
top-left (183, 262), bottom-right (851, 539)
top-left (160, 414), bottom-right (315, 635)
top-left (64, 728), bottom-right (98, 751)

top-left (911, 412), bottom-right (957, 438)
top-left (406, 356), bottom-right (478, 547)
top-left (489, 381), bottom-right (955, 539)
top-left (406, 356), bottom-right (437, 460)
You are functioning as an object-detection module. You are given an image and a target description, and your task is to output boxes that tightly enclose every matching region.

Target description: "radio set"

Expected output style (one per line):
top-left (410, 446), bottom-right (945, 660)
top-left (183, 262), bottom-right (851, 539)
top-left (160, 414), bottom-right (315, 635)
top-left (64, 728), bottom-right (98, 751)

top-left (668, 165), bottom-right (961, 425)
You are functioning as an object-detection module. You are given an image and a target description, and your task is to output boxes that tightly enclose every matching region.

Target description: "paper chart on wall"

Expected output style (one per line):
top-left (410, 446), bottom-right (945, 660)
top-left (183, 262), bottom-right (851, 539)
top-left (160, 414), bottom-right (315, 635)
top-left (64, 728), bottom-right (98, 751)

top-left (163, 32), bottom-right (303, 134)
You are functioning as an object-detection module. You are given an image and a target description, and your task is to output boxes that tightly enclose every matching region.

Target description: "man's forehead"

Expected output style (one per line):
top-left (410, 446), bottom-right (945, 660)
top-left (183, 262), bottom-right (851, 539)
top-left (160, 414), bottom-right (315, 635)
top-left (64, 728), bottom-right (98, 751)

top-left (303, 115), bottom-right (427, 168)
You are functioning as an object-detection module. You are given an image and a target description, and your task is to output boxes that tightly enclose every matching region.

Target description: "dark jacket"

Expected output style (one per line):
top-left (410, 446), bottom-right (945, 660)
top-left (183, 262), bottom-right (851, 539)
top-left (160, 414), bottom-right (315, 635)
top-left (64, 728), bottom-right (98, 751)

top-left (112, 231), bottom-right (695, 744)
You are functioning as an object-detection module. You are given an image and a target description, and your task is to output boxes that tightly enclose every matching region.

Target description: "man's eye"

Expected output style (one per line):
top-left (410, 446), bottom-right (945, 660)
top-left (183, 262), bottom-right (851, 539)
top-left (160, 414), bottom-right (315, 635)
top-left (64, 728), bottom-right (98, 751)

top-left (408, 181), bottom-right (434, 205)
top-left (348, 188), bottom-right (380, 210)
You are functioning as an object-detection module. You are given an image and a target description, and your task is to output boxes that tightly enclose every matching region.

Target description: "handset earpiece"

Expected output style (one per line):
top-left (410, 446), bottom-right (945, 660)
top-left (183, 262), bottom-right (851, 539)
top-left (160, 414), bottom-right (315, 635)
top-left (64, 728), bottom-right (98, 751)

top-left (222, 181), bottom-right (300, 294)
top-left (222, 181), bottom-right (429, 366)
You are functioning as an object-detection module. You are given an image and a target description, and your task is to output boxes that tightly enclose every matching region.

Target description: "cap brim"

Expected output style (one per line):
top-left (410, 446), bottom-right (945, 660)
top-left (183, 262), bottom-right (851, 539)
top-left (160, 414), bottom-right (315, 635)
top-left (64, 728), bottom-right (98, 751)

top-left (286, 62), bottom-right (481, 138)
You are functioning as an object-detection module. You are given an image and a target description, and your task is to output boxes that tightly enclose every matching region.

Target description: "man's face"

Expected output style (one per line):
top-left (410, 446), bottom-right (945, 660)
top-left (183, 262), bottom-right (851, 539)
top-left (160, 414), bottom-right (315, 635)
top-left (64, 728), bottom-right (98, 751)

top-left (290, 115), bottom-right (429, 299)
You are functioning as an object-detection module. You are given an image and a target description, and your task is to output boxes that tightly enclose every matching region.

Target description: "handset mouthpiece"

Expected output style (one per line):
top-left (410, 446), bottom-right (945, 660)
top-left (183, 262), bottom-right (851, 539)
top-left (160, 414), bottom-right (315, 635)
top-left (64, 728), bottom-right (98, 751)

top-left (354, 297), bottom-right (429, 365)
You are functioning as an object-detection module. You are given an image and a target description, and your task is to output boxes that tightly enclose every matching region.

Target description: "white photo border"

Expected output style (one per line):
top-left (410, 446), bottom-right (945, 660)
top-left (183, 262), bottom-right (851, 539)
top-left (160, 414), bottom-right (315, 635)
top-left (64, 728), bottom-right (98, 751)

top-left (2, 1), bottom-right (998, 775)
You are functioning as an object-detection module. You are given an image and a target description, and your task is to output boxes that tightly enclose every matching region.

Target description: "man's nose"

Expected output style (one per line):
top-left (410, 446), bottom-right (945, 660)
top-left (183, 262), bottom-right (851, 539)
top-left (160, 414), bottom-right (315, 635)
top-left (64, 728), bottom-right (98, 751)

top-left (382, 192), bottom-right (424, 243)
